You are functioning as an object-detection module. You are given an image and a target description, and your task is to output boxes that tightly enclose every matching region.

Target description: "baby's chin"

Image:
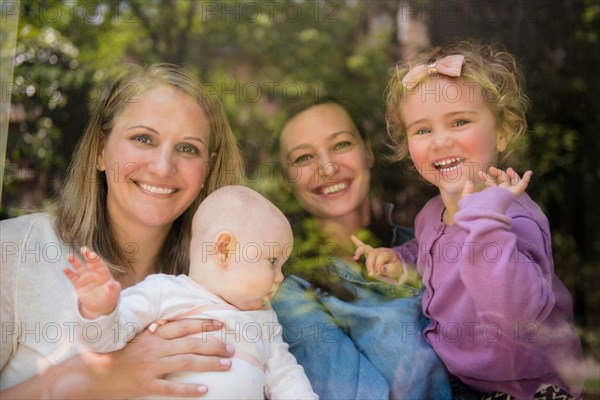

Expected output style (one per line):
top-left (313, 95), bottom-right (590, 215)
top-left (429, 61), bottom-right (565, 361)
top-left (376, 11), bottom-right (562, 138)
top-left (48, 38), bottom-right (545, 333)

top-left (229, 298), bottom-right (268, 311)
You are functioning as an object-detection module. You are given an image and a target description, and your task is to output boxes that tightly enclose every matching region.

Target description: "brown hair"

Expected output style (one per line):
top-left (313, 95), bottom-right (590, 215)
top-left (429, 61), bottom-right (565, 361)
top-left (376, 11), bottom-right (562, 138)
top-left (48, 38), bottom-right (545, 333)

top-left (54, 63), bottom-right (244, 276)
top-left (386, 40), bottom-right (529, 163)
top-left (273, 96), bottom-right (373, 301)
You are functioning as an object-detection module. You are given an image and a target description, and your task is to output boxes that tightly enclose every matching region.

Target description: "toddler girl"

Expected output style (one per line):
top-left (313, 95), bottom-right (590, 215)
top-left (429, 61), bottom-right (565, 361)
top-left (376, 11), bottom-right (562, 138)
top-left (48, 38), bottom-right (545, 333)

top-left (353, 40), bottom-right (583, 399)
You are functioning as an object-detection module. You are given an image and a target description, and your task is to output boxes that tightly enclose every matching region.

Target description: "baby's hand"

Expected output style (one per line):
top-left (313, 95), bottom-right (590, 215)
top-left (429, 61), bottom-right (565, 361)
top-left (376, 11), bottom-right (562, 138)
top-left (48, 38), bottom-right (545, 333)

top-left (351, 235), bottom-right (406, 284)
top-left (63, 247), bottom-right (121, 319)
top-left (463, 166), bottom-right (533, 197)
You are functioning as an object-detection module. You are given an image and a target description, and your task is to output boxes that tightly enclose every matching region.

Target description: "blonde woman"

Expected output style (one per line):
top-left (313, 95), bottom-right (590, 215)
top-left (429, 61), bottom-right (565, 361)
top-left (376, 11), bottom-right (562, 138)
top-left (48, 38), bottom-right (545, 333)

top-left (1, 63), bottom-right (244, 398)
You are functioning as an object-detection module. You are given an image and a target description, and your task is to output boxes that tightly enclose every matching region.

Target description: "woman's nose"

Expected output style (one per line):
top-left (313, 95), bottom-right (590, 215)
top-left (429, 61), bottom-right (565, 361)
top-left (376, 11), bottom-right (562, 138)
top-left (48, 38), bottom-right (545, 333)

top-left (317, 153), bottom-right (339, 179)
top-left (148, 147), bottom-right (176, 177)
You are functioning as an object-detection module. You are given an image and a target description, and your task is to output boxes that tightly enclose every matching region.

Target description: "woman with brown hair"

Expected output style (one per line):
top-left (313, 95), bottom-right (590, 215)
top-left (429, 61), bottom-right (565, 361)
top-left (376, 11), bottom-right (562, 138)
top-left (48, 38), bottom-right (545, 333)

top-left (271, 97), bottom-right (451, 399)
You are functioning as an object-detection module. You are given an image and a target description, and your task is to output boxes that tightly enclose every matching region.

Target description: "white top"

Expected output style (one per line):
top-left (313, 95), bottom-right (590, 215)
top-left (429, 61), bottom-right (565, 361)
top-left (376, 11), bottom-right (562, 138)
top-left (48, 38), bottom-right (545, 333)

top-left (79, 273), bottom-right (317, 399)
top-left (1, 213), bottom-right (81, 390)
top-left (0, 213), bottom-right (316, 399)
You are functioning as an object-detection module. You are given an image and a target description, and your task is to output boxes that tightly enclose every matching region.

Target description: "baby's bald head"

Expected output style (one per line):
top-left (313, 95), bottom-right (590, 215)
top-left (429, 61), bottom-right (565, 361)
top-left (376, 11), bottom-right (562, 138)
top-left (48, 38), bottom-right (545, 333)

top-left (192, 185), bottom-right (292, 245)
top-left (188, 186), bottom-right (293, 311)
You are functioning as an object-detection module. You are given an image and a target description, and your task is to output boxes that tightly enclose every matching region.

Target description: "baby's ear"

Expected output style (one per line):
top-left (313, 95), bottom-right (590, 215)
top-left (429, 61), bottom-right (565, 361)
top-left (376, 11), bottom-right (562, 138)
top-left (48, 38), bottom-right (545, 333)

top-left (214, 231), bottom-right (235, 264)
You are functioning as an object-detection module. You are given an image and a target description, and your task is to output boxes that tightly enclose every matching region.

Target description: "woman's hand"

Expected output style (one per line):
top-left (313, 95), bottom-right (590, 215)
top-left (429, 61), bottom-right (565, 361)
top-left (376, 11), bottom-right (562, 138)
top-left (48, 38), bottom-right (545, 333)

top-left (94, 318), bottom-right (234, 398)
top-left (1, 319), bottom-right (234, 399)
top-left (351, 235), bottom-right (407, 284)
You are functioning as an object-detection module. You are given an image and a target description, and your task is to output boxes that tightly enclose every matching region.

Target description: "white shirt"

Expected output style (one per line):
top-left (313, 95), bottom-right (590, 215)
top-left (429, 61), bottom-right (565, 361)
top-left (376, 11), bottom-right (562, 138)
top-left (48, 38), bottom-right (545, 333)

top-left (78, 274), bottom-right (317, 400)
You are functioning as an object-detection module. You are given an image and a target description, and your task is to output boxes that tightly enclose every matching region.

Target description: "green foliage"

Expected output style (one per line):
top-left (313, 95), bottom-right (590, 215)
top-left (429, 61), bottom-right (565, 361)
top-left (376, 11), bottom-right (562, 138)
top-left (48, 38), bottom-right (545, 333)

top-left (3, 0), bottom-right (598, 368)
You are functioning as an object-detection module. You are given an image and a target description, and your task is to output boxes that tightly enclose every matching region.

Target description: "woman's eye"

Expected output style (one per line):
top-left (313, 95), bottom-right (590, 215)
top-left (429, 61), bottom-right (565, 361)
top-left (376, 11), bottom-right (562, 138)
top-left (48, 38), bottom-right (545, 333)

top-left (333, 141), bottom-right (352, 150)
top-left (293, 154), bottom-right (313, 165)
top-left (414, 128), bottom-right (430, 136)
top-left (132, 135), bottom-right (153, 145)
top-left (453, 119), bottom-right (469, 127)
top-left (177, 143), bottom-right (200, 156)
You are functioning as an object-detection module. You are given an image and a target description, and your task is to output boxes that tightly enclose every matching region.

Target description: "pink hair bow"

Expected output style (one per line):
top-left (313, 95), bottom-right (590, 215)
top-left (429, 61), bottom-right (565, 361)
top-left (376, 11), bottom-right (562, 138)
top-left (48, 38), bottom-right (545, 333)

top-left (401, 55), bottom-right (465, 89)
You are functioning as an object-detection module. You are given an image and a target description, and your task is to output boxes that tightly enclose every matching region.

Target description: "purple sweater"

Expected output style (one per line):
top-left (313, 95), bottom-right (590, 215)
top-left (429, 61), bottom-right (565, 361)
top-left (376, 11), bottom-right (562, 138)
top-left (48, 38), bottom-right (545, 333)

top-left (393, 187), bottom-right (582, 399)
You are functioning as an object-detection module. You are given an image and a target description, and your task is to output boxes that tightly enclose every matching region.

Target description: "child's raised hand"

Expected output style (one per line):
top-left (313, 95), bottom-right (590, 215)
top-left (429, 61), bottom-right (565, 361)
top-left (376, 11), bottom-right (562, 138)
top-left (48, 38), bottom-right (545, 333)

top-left (462, 166), bottom-right (533, 198)
top-left (351, 235), bottom-right (406, 284)
top-left (479, 166), bottom-right (533, 196)
top-left (63, 246), bottom-right (121, 319)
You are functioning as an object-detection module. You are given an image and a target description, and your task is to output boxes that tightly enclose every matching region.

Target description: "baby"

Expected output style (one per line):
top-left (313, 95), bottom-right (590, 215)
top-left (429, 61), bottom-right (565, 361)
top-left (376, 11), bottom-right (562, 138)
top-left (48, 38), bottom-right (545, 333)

top-left (64, 185), bottom-right (317, 399)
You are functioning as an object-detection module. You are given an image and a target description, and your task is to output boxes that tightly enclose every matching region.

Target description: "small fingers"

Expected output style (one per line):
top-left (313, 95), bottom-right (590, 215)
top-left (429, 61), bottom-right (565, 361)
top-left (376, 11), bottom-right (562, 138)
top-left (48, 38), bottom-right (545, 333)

top-left (483, 166), bottom-right (531, 191)
top-left (493, 167), bottom-right (533, 195)
top-left (350, 235), bottom-right (365, 247)
top-left (83, 247), bottom-right (115, 283)
top-left (506, 167), bottom-right (518, 182)
top-left (105, 280), bottom-right (122, 301)
top-left (353, 245), bottom-right (371, 262)
top-left (381, 262), bottom-right (403, 277)
top-left (67, 252), bottom-right (87, 275)
top-left (364, 250), bottom-right (378, 276)
top-left (352, 240), bottom-right (373, 265)
top-left (512, 170), bottom-right (533, 195)
top-left (352, 246), bottom-right (363, 261)
top-left (81, 247), bottom-right (102, 270)
top-left (80, 246), bottom-right (96, 262)
top-left (479, 170), bottom-right (496, 188)
top-left (509, 168), bottom-right (533, 185)
top-left (481, 165), bottom-right (496, 182)
top-left (493, 167), bottom-right (510, 185)
top-left (351, 235), bottom-right (367, 261)
top-left (63, 267), bottom-right (78, 284)
top-left (373, 252), bottom-right (394, 276)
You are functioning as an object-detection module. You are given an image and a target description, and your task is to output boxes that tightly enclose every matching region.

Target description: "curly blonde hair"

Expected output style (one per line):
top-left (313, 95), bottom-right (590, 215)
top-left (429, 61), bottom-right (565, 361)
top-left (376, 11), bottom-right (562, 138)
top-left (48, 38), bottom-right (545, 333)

top-left (386, 40), bottom-right (529, 162)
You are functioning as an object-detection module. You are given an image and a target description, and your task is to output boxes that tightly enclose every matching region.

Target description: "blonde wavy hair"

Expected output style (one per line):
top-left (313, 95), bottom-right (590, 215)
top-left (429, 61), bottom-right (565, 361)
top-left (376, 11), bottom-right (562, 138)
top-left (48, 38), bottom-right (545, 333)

top-left (386, 40), bottom-right (529, 163)
top-left (54, 63), bottom-right (244, 276)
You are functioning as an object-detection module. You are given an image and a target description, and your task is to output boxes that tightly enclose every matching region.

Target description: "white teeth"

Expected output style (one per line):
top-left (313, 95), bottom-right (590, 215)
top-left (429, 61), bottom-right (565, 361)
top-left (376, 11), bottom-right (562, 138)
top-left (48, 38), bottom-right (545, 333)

top-left (434, 158), bottom-right (464, 171)
top-left (438, 164), bottom-right (461, 172)
top-left (434, 157), bottom-right (462, 167)
top-left (322, 182), bottom-right (348, 195)
top-left (139, 182), bottom-right (176, 195)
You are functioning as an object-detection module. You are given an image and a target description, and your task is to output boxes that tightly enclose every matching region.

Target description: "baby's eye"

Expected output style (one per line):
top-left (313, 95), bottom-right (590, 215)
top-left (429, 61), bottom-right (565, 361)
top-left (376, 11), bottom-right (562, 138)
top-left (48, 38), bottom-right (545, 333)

top-left (177, 143), bottom-right (200, 156)
top-left (267, 258), bottom-right (277, 266)
top-left (453, 120), bottom-right (469, 127)
top-left (132, 135), bottom-right (153, 145)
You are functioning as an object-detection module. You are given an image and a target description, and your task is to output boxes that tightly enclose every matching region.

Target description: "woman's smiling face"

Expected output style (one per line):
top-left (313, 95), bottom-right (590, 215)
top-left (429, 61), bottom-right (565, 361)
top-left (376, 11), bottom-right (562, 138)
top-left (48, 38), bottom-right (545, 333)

top-left (97, 84), bottom-right (213, 233)
top-left (280, 103), bottom-right (374, 222)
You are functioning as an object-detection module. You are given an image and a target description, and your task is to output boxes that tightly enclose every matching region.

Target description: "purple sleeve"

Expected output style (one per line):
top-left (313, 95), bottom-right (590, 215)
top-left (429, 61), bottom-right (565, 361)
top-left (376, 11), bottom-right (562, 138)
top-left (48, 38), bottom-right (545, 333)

top-left (454, 187), bottom-right (556, 329)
